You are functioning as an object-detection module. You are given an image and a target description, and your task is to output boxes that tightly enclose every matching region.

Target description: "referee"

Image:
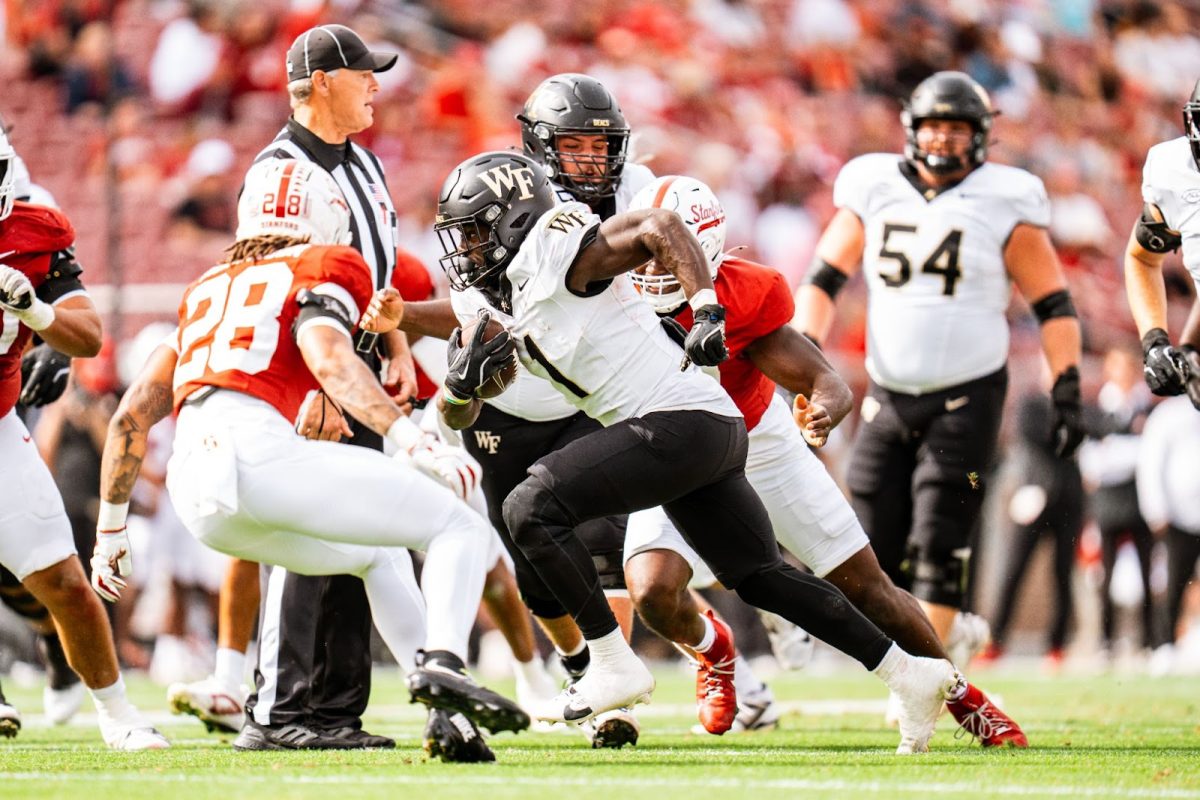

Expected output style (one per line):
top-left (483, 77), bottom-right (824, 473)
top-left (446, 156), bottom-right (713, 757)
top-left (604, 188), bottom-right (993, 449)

top-left (233, 24), bottom-right (414, 751)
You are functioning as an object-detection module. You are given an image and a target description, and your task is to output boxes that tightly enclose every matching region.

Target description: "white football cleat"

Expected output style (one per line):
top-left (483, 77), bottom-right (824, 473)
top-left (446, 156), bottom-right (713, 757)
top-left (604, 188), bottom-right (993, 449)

top-left (885, 656), bottom-right (963, 755)
top-left (44, 682), bottom-right (86, 725)
top-left (758, 610), bottom-right (815, 671)
top-left (535, 653), bottom-right (654, 725)
top-left (99, 710), bottom-right (170, 751)
top-left (946, 612), bottom-right (991, 668)
top-left (0, 697), bottom-right (21, 738)
top-left (167, 676), bottom-right (247, 734)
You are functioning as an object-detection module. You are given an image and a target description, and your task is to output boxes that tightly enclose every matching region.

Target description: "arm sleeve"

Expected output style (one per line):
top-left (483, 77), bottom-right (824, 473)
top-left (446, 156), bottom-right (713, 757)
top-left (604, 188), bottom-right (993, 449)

top-left (36, 248), bottom-right (87, 305)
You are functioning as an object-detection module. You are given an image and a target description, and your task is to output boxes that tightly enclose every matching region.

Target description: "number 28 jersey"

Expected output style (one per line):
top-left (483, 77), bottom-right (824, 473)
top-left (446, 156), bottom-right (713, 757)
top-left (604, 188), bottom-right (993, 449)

top-left (172, 244), bottom-right (374, 422)
top-left (834, 154), bottom-right (1050, 395)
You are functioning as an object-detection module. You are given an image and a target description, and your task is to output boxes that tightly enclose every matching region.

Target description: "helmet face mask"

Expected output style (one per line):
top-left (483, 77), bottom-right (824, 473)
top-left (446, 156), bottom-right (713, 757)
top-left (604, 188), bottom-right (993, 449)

top-left (518, 73), bottom-right (629, 200)
top-left (626, 175), bottom-right (726, 314)
top-left (236, 159), bottom-right (352, 246)
top-left (1184, 79), bottom-right (1200, 171)
top-left (435, 151), bottom-right (557, 295)
top-left (902, 71), bottom-right (994, 175)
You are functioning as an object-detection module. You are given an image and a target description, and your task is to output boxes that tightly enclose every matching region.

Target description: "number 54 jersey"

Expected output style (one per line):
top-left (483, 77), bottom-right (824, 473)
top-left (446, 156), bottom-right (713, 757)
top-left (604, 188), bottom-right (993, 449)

top-left (172, 244), bottom-right (374, 421)
top-left (834, 153), bottom-right (1050, 395)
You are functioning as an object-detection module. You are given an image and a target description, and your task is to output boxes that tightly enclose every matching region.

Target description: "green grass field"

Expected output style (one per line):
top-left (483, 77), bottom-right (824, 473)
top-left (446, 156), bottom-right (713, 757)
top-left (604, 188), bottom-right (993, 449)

top-left (2, 666), bottom-right (1197, 800)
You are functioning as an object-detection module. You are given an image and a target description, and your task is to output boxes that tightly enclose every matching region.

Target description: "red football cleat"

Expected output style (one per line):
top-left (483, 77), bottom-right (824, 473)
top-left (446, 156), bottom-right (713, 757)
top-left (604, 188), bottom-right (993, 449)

top-left (947, 682), bottom-right (1028, 748)
top-left (695, 611), bottom-right (738, 735)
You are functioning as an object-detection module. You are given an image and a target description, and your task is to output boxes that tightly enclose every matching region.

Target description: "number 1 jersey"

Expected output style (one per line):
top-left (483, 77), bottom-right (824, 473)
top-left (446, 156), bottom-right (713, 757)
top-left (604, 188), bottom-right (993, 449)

top-left (172, 244), bottom-right (374, 421)
top-left (834, 153), bottom-right (1050, 394)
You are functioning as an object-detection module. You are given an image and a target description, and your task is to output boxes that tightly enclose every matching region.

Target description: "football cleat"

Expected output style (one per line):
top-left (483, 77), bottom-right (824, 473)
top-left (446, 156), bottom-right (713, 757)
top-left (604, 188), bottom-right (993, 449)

top-left (691, 682), bottom-right (781, 735)
top-left (946, 612), bottom-right (991, 667)
top-left (321, 726), bottom-right (396, 749)
top-left (407, 649), bottom-right (530, 734)
top-left (947, 682), bottom-right (1028, 748)
top-left (44, 682), bottom-right (86, 726)
top-left (885, 655), bottom-right (963, 754)
top-left (167, 676), bottom-right (247, 734)
top-left (232, 720), bottom-right (360, 751)
top-left (585, 707), bottom-right (640, 749)
top-left (535, 651), bottom-right (654, 725)
top-left (695, 611), bottom-right (738, 735)
top-left (0, 696), bottom-right (21, 739)
top-left (758, 610), bottom-right (815, 671)
top-left (424, 708), bottom-right (495, 763)
top-left (98, 710), bottom-right (170, 751)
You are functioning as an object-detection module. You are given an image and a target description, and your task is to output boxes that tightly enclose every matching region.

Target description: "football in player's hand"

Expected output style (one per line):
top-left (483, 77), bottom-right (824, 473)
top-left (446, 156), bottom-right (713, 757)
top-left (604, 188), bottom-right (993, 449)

top-left (458, 315), bottom-right (518, 399)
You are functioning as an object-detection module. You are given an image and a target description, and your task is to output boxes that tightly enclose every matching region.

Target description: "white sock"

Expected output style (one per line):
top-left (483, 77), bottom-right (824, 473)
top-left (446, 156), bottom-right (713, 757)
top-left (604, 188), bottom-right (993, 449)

top-left (870, 642), bottom-right (906, 685)
top-left (90, 674), bottom-right (135, 718)
top-left (691, 613), bottom-right (717, 653)
top-left (513, 657), bottom-right (547, 686)
top-left (586, 628), bottom-right (633, 663)
top-left (214, 647), bottom-right (245, 692)
top-left (733, 654), bottom-right (761, 694)
top-left (555, 638), bottom-right (586, 657)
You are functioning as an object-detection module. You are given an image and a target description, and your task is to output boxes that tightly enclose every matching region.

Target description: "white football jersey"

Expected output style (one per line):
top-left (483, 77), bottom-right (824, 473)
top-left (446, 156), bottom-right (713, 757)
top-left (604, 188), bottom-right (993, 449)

top-left (835, 153), bottom-right (1051, 394)
top-left (503, 201), bottom-right (737, 427)
top-left (452, 287), bottom-right (577, 422)
top-left (1141, 136), bottom-right (1200, 291)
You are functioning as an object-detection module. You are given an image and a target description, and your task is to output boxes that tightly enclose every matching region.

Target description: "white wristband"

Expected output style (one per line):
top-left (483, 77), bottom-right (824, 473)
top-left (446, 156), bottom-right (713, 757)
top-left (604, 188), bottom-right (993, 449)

top-left (97, 500), bottom-right (130, 532)
top-left (386, 415), bottom-right (423, 454)
top-left (688, 288), bottom-right (718, 313)
top-left (18, 299), bottom-right (55, 331)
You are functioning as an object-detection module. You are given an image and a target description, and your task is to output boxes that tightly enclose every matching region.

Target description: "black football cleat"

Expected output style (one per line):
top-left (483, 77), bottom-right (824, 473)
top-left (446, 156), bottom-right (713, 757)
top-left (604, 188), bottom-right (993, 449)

top-left (424, 708), bottom-right (496, 763)
top-left (232, 720), bottom-right (362, 751)
top-left (407, 650), bottom-right (530, 734)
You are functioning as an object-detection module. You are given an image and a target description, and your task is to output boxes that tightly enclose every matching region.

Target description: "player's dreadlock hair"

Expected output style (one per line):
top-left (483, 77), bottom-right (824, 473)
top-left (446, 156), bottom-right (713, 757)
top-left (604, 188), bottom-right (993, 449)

top-left (224, 235), bottom-right (310, 264)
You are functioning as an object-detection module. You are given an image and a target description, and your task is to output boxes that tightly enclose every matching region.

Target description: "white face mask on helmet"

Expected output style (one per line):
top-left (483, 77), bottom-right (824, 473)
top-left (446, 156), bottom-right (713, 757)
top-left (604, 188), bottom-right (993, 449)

top-left (235, 158), bottom-right (352, 246)
top-left (627, 175), bottom-right (726, 314)
top-left (0, 127), bottom-right (17, 222)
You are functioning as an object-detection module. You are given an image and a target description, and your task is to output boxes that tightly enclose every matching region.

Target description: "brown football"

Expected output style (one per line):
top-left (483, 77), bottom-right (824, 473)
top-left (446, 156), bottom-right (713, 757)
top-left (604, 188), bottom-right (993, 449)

top-left (458, 316), bottom-right (518, 399)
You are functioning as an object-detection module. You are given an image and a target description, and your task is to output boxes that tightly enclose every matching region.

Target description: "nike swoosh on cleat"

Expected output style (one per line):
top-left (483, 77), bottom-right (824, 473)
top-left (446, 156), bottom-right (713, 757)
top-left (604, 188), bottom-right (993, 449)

top-left (944, 395), bottom-right (970, 412)
top-left (562, 703), bottom-right (594, 722)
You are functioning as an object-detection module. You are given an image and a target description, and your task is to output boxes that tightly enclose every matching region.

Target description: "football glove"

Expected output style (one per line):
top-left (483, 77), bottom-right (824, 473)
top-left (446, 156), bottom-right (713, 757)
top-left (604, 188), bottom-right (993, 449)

top-left (1182, 345), bottom-right (1200, 411)
top-left (1141, 327), bottom-right (1190, 396)
top-left (0, 265), bottom-right (54, 331)
top-left (91, 528), bottom-right (133, 603)
top-left (1050, 366), bottom-right (1085, 459)
top-left (19, 344), bottom-right (70, 407)
top-left (684, 304), bottom-right (728, 368)
top-left (409, 437), bottom-right (481, 501)
top-left (445, 310), bottom-right (516, 400)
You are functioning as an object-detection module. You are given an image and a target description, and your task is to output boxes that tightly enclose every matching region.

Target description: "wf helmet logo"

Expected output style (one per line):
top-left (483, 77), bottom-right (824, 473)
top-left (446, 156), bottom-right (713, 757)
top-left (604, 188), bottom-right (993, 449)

top-left (480, 164), bottom-right (536, 201)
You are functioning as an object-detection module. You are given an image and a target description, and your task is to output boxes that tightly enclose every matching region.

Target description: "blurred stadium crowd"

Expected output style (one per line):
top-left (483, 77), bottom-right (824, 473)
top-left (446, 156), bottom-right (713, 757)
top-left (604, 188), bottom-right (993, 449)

top-left (1, 0), bottom-right (1198, 683)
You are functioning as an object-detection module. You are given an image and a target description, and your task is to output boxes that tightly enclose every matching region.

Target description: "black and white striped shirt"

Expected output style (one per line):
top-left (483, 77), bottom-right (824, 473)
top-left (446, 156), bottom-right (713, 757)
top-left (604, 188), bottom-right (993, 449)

top-left (253, 118), bottom-right (398, 291)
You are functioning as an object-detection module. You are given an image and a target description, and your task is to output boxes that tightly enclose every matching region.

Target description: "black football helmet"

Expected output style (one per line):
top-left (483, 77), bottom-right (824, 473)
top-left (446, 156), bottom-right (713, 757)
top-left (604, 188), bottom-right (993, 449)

top-left (435, 151), bottom-right (557, 296)
top-left (517, 73), bottom-right (629, 200)
top-left (902, 71), bottom-right (995, 175)
top-left (1183, 78), bottom-right (1200, 170)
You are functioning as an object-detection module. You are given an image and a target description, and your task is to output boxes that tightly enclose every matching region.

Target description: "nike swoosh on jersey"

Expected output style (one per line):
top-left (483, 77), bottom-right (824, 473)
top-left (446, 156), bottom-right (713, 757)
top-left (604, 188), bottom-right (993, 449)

top-left (0, 251), bottom-right (16, 261)
top-left (944, 395), bottom-right (970, 412)
top-left (516, 279), bottom-right (529, 291)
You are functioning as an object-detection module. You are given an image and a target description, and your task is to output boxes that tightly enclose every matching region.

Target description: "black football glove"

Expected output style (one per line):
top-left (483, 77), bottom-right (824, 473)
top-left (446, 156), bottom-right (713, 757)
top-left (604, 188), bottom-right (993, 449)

top-left (1049, 365), bottom-right (1084, 459)
top-left (1141, 327), bottom-right (1190, 396)
top-left (683, 304), bottom-right (728, 369)
top-left (1181, 345), bottom-right (1200, 411)
top-left (19, 344), bottom-right (70, 407)
top-left (445, 310), bottom-right (516, 400)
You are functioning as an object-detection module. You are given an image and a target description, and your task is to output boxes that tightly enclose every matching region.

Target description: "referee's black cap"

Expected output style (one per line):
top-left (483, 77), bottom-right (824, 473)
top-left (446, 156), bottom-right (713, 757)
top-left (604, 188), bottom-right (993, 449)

top-left (286, 25), bottom-right (398, 82)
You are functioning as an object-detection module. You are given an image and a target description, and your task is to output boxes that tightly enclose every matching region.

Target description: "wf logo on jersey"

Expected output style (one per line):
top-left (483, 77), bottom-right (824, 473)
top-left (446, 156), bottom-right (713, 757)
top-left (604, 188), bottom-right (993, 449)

top-left (473, 430), bottom-right (501, 455)
top-left (480, 165), bottom-right (536, 202)
top-left (546, 210), bottom-right (586, 234)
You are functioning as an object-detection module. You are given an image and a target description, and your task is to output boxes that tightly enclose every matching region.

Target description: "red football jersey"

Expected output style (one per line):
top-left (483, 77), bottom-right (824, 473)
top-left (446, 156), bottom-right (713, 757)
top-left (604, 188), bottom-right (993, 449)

top-left (389, 248), bottom-right (438, 400)
top-left (671, 256), bottom-right (794, 431)
top-left (173, 244), bottom-right (375, 422)
top-left (0, 203), bottom-right (78, 418)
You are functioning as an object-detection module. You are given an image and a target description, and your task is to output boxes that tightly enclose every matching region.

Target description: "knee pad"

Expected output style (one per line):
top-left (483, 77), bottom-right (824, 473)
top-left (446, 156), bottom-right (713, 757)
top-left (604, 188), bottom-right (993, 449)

top-left (908, 547), bottom-right (969, 607)
top-left (502, 477), bottom-right (573, 551)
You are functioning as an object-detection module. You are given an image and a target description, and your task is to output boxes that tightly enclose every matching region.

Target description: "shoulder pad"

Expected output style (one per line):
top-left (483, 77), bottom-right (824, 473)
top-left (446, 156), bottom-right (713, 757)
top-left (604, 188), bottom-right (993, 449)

top-left (0, 202), bottom-right (75, 255)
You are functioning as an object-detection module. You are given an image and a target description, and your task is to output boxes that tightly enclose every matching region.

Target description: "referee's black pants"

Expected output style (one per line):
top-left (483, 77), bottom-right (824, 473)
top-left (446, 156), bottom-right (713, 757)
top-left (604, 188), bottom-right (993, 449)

top-left (244, 424), bottom-right (379, 731)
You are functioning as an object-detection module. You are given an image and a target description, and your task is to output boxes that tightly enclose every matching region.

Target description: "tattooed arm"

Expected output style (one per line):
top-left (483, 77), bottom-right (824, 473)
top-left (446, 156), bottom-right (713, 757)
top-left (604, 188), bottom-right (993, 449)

top-left (297, 326), bottom-right (406, 439)
top-left (99, 344), bottom-right (178, 504)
